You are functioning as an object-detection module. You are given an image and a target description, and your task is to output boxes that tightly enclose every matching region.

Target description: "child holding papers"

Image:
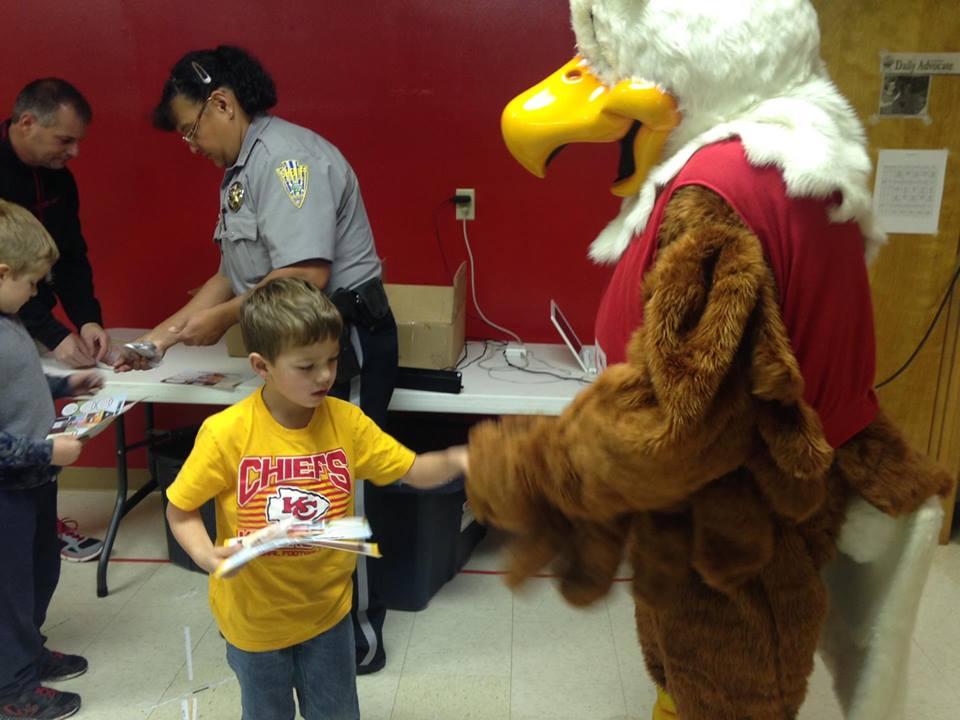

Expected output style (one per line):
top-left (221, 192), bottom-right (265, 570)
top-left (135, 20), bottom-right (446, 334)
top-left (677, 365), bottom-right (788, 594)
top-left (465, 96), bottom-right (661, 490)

top-left (165, 278), bottom-right (468, 720)
top-left (0, 200), bottom-right (103, 719)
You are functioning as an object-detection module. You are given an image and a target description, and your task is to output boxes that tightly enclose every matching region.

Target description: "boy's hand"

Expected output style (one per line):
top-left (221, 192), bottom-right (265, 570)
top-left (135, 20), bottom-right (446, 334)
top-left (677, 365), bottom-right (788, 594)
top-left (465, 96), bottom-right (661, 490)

top-left (202, 544), bottom-right (243, 577)
top-left (68, 370), bottom-right (104, 396)
top-left (51, 436), bottom-right (84, 466)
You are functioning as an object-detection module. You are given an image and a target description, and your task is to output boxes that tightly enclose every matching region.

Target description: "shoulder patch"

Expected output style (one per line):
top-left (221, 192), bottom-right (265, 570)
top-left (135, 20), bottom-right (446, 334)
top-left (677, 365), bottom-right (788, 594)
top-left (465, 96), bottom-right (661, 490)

top-left (275, 159), bottom-right (310, 208)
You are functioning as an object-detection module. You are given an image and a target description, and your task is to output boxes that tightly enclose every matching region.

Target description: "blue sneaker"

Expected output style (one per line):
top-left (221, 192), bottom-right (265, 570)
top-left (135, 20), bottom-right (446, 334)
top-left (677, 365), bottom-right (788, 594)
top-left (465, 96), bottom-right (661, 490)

top-left (57, 518), bottom-right (103, 563)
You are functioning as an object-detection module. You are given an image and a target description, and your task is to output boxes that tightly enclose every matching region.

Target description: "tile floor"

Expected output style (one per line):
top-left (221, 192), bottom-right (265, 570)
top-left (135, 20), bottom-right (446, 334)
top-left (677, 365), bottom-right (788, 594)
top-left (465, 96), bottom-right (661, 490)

top-left (43, 489), bottom-right (960, 719)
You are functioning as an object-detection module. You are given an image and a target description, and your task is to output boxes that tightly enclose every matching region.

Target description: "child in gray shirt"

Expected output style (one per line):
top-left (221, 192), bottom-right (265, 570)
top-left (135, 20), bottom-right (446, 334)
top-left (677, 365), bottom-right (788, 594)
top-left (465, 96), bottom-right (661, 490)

top-left (0, 199), bottom-right (103, 719)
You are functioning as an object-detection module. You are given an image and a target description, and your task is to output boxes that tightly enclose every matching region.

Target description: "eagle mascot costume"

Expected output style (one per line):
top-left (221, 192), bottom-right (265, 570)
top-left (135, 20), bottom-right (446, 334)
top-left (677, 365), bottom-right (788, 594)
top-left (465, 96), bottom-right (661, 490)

top-left (463, 1), bottom-right (953, 718)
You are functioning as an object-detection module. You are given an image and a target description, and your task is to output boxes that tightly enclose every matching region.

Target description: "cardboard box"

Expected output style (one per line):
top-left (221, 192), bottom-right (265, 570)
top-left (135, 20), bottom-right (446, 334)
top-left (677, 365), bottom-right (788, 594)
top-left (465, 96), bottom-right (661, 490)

top-left (225, 324), bottom-right (247, 358)
top-left (385, 262), bottom-right (466, 370)
top-left (224, 263), bottom-right (467, 369)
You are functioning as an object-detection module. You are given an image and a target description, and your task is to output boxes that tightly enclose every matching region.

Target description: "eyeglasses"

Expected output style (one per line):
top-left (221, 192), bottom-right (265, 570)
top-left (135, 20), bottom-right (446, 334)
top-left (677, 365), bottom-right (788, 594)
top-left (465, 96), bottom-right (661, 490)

top-left (181, 96), bottom-right (212, 145)
top-left (180, 61), bottom-right (214, 145)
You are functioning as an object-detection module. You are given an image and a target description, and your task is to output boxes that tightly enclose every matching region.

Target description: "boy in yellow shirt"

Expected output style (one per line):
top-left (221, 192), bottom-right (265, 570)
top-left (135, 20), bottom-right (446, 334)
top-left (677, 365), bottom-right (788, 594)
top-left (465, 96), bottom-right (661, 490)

top-left (165, 278), bottom-right (468, 720)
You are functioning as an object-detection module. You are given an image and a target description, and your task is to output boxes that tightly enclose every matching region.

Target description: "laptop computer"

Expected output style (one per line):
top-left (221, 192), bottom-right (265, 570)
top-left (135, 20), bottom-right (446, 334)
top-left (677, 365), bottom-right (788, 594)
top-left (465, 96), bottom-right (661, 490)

top-left (550, 299), bottom-right (597, 375)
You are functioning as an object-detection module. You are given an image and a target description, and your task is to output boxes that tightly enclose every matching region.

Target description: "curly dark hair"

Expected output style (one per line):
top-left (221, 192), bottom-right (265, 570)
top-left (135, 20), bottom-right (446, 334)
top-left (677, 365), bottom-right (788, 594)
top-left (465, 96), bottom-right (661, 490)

top-left (152, 45), bottom-right (277, 131)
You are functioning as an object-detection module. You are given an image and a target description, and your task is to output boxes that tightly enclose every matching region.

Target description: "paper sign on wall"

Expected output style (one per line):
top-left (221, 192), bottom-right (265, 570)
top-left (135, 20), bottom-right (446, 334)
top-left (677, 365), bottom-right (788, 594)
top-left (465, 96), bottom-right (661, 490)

top-left (881, 53), bottom-right (960, 76)
top-left (876, 53), bottom-right (959, 121)
top-left (873, 149), bottom-right (949, 235)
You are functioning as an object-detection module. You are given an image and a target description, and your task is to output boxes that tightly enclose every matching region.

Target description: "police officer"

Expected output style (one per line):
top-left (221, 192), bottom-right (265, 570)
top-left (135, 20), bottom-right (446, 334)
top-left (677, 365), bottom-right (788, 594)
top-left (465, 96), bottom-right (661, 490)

top-left (126, 45), bottom-right (398, 675)
top-left (135, 46), bottom-right (397, 674)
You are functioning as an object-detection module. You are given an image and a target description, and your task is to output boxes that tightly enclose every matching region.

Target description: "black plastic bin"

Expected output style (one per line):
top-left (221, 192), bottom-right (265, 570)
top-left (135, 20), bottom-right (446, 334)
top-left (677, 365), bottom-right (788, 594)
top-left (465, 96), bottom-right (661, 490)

top-left (371, 413), bottom-right (488, 611)
top-left (367, 477), bottom-right (485, 611)
top-left (154, 432), bottom-right (216, 574)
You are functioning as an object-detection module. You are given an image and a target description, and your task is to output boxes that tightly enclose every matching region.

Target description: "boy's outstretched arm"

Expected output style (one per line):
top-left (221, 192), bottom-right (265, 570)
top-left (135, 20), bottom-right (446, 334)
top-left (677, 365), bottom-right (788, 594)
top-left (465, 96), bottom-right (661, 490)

top-left (166, 502), bottom-right (238, 574)
top-left (400, 446), bottom-right (469, 490)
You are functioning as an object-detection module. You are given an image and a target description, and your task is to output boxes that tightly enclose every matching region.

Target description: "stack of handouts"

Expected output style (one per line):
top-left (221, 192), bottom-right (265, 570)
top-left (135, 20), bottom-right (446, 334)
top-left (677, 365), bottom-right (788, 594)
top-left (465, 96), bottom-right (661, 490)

top-left (214, 516), bottom-right (380, 578)
top-left (47, 394), bottom-right (135, 440)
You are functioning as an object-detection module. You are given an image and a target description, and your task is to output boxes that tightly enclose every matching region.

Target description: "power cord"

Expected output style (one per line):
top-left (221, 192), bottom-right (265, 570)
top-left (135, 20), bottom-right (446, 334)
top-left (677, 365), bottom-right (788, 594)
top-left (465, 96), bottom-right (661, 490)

top-left (457, 339), bottom-right (506, 371)
top-left (503, 351), bottom-right (593, 384)
top-left (460, 217), bottom-right (523, 344)
top-left (433, 199), bottom-right (457, 282)
top-left (875, 258), bottom-right (960, 390)
top-left (447, 194), bottom-right (527, 346)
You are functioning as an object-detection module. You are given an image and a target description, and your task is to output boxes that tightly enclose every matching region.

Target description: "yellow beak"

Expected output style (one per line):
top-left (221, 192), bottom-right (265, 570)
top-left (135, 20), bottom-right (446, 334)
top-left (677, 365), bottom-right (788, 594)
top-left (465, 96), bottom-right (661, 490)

top-left (501, 57), bottom-right (681, 197)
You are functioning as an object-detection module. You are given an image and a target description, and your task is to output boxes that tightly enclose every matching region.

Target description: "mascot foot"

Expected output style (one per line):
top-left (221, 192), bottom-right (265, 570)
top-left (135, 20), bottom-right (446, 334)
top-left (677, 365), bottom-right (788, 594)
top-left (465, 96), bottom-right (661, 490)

top-left (652, 686), bottom-right (679, 719)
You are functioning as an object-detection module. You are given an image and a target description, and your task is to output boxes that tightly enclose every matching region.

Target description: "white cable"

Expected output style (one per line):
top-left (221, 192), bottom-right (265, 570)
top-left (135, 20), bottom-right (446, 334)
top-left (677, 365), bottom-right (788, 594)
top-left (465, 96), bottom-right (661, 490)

top-left (144, 676), bottom-right (236, 713)
top-left (462, 219), bottom-right (523, 345)
top-left (184, 626), bottom-right (194, 682)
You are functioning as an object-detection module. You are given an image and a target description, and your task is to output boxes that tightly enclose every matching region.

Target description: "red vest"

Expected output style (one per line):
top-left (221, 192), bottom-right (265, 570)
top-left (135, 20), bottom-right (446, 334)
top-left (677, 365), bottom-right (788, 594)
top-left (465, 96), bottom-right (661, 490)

top-left (595, 139), bottom-right (878, 448)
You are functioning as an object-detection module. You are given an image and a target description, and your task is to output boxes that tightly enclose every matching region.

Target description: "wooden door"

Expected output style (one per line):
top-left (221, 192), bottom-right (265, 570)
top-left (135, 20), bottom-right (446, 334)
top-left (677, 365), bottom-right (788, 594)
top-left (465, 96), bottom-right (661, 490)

top-left (812, 0), bottom-right (960, 542)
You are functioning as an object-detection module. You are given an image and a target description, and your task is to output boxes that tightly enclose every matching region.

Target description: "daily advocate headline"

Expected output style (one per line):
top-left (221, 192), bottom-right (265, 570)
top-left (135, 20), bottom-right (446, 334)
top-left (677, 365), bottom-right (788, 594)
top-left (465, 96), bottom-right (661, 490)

top-left (881, 53), bottom-right (960, 76)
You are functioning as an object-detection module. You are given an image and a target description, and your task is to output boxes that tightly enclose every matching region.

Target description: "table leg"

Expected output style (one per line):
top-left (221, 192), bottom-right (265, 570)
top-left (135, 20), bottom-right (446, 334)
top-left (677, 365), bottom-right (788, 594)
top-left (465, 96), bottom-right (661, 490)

top-left (97, 413), bottom-right (129, 598)
top-left (96, 404), bottom-right (162, 597)
top-left (145, 403), bottom-right (160, 490)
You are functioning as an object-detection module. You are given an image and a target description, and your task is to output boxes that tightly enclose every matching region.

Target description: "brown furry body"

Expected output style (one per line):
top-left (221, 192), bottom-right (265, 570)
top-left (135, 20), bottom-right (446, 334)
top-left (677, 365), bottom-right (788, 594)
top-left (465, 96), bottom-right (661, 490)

top-left (466, 187), bottom-right (951, 719)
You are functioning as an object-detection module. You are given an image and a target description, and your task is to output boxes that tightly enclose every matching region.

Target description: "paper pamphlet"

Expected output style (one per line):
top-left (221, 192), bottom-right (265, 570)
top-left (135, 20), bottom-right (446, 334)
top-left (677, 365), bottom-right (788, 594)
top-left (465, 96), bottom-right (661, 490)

top-left (161, 371), bottom-right (248, 390)
top-left (47, 394), bottom-right (135, 440)
top-left (213, 516), bottom-right (380, 578)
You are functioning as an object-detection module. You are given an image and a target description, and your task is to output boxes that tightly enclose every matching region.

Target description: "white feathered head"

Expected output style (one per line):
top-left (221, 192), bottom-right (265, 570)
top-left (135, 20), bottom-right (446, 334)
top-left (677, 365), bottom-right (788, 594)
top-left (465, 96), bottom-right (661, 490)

top-left (502, 0), bottom-right (884, 263)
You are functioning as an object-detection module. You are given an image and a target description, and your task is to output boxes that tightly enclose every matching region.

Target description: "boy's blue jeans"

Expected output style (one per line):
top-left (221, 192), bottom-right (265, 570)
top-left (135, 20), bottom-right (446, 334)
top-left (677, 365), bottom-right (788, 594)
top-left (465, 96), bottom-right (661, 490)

top-left (225, 613), bottom-right (360, 720)
top-left (0, 480), bottom-right (60, 702)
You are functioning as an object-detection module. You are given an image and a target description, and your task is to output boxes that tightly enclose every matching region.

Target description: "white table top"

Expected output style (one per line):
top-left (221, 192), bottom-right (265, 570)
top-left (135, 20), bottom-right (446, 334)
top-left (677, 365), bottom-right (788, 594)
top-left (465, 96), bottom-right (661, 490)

top-left (42, 330), bottom-right (591, 416)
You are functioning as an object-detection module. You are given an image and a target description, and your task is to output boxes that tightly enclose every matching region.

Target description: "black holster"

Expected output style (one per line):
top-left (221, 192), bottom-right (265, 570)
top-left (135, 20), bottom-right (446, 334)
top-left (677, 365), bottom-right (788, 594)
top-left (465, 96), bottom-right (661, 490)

top-left (330, 277), bottom-right (393, 385)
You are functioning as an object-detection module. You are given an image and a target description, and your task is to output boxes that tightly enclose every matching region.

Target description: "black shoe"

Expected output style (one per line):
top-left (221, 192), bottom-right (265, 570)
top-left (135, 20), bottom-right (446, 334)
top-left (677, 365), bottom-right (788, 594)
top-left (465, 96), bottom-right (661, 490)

top-left (356, 654), bottom-right (386, 676)
top-left (39, 650), bottom-right (88, 682)
top-left (0, 686), bottom-right (80, 720)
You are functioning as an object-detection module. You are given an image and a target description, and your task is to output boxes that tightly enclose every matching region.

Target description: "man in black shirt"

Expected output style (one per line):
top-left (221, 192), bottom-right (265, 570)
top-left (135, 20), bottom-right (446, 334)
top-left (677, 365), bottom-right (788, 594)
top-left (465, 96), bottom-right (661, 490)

top-left (1, 79), bottom-right (107, 563)
top-left (1, 79), bottom-right (108, 368)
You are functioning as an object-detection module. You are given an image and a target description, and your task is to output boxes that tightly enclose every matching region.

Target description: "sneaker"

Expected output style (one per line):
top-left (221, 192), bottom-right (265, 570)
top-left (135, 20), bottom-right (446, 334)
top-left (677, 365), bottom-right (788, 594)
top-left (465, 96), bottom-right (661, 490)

top-left (0, 686), bottom-right (80, 720)
top-left (39, 650), bottom-right (88, 682)
top-left (57, 518), bottom-right (103, 562)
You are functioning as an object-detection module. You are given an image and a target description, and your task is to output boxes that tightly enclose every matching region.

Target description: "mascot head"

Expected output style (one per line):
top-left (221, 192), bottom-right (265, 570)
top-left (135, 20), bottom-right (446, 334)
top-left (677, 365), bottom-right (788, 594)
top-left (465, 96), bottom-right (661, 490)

top-left (503, 0), bottom-right (884, 263)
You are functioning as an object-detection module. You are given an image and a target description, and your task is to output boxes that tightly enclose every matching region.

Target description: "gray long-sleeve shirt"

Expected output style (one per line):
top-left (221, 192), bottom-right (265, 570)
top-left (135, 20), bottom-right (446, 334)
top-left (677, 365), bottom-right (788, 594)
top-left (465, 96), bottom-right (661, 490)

top-left (0, 314), bottom-right (71, 489)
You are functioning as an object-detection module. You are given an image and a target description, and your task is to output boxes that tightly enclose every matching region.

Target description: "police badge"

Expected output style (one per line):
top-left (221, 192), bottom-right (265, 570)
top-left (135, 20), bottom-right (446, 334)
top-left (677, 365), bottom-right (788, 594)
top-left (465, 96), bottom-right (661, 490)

top-left (276, 159), bottom-right (310, 208)
top-left (227, 181), bottom-right (245, 212)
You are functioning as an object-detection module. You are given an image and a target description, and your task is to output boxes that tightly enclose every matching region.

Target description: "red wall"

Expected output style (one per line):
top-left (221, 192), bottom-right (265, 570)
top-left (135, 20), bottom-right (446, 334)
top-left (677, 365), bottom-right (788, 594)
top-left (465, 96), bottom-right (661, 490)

top-left (3, 1), bottom-right (621, 467)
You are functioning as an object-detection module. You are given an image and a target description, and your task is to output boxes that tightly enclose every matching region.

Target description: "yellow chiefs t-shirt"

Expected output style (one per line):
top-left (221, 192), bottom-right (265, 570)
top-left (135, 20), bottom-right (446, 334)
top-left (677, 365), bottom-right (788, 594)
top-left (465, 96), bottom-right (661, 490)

top-left (166, 389), bottom-right (416, 652)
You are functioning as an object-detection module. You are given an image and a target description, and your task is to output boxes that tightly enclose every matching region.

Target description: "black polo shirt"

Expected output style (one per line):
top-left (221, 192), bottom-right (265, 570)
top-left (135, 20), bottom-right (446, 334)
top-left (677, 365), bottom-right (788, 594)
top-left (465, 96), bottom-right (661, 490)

top-left (0, 119), bottom-right (102, 349)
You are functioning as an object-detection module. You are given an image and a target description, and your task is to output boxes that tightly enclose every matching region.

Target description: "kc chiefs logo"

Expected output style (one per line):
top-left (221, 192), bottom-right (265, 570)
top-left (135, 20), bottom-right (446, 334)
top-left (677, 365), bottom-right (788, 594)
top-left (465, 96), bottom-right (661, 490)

top-left (266, 486), bottom-right (330, 523)
top-left (237, 450), bottom-right (351, 508)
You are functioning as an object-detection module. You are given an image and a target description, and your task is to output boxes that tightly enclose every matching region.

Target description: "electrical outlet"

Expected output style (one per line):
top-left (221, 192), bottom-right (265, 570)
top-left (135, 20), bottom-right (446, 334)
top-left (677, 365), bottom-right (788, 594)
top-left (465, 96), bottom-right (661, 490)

top-left (455, 188), bottom-right (476, 221)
